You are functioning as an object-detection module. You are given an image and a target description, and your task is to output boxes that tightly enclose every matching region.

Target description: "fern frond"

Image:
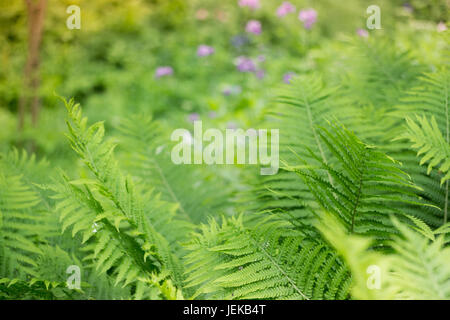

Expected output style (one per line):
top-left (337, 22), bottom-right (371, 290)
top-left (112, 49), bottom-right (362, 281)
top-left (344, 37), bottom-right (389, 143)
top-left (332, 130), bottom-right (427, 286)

top-left (392, 70), bottom-right (450, 225)
top-left (398, 71), bottom-right (450, 136)
top-left (243, 75), bottom-right (349, 226)
top-left (321, 214), bottom-right (450, 300)
top-left (54, 98), bottom-right (187, 297)
top-left (117, 114), bottom-right (231, 224)
top-left (0, 277), bottom-right (71, 300)
top-left (343, 39), bottom-right (423, 108)
top-left (290, 122), bottom-right (427, 246)
top-left (402, 115), bottom-right (450, 184)
top-left (184, 215), bottom-right (351, 300)
top-left (0, 172), bottom-right (46, 279)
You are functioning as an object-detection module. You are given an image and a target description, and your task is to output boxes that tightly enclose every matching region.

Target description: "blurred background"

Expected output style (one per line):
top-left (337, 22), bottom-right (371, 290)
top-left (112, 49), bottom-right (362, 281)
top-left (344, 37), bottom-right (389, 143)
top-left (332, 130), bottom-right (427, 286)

top-left (0, 0), bottom-right (448, 169)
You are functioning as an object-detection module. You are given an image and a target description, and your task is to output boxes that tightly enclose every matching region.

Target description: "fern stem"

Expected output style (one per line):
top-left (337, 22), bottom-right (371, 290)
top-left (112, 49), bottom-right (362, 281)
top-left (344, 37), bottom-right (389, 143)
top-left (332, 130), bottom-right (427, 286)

top-left (351, 172), bottom-right (364, 233)
top-left (445, 79), bottom-right (449, 224)
top-left (152, 159), bottom-right (190, 222)
top-left (301, 86), bottom-right (334, 186)
top-left (445, 181), bottom-right (448, 224)
top-left (252, 236), bottom-right (310, 300)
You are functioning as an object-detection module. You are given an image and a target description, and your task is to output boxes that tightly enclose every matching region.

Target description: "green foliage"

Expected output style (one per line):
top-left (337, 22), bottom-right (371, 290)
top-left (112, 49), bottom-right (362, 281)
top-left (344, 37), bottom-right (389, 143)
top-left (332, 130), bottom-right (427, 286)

top-left (184, 215), bottom-right (351, 300)
top-left (242, 75), bottom-right (351, 227)
top-left (403, 115), bottom-right (450, 184)
top-left (0, 173), bottom-right (45, 278)
top-left (343, 39), bottom-right (424, 109)
top-left (321, 214), bottom-right (450, 300)
top-left (117, 114), bottom-right (232, 224)
top-left (53, 98), bottom-right (186, 298)
top-left (391, 71), bottom-right (450, 226)
top-left (290, 122), bottom-right (426, 246)
top-left (0, 0), bottom-right (448, 300)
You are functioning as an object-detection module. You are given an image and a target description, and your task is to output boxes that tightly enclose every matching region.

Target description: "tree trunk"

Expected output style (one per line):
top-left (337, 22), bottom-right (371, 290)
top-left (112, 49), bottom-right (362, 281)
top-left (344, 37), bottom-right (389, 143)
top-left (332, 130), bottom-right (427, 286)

top-left (18, 0), bottom-right (47, 131)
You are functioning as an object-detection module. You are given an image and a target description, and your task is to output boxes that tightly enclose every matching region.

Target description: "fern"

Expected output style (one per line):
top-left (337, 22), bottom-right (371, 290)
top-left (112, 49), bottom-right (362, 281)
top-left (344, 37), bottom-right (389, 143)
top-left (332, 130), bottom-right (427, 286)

top-left (0, 173), bottom-right (44, 279)
top-left (52, 98), bottom-right (186, 298)
top-left (402, 115), bottom-right (450, 185)
top-left (1, 28), bottom-right (448, 300)
top-left (184, 215), bottom-right (351, 300)
top-left (242, 75), bottom-right (349, 226)
top-left (391, 71), bottom-right (450, 226)
top-left (398, 71), bottom-right (450, 137)
top-left (342, 39), bottom-right (423, 109)
top-left (0, 150), bottom-right (88, 299)
top-left (287, 122), bottom-right (427, 246)
top-left (321, 214), bottom-right (450, 300)
top-left (117, 114), bottom-right (232, 224)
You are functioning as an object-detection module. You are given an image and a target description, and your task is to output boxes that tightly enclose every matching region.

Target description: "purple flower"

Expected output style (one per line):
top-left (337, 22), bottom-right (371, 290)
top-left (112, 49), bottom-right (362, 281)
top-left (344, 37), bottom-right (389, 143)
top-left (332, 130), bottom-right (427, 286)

top-left (238, 0), bottom-right (260, 10)
top-left (188, 113), bottom-right (200, 123)
top-left (256, 69), bottom-right (265, 79)
top-left (357, 28), bottom-right (369, 38)
top-left (437, 22), bottom-right (447, 32)
top-left (277, 2), bottom-right (296, 17)
top-left (208, 111), bottom-right (218, 119)
top-left (155, 66), bottom-right (173, 78)
top-left (235, 56), bottom-right (256, 72)
top-left (402, 3), bottom-right (413, 14)
top-left (222, 85), bottom-right (242, 96)
top-left (283, 72), bottom-right (296, 84)
top-left (298, 8), bottom-right (317, 29)
top-left (246, 20), bottom-right (262, 35)
top-left (231, 34), bottom-right (249, 48)
top-left (197, 45), bottom-right (215, 57)
top-left (222, 88), bottom-right (232, 96)
top-left (257, 55), bottom-right (266, 62)
top-left (227, 121), bottom-right (238, 130)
